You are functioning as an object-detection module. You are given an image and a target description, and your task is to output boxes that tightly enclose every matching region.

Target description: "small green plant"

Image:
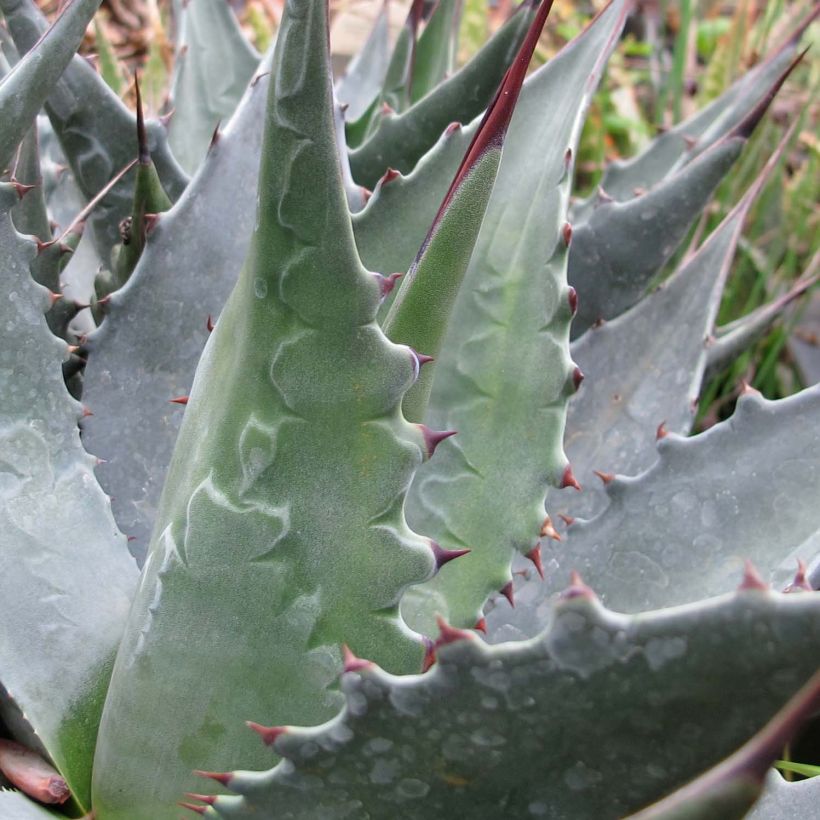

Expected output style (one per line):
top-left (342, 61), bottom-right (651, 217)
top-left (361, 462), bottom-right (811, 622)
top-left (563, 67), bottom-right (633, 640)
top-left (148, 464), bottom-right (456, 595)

top-left (1, 1), bottom-right (819, 818)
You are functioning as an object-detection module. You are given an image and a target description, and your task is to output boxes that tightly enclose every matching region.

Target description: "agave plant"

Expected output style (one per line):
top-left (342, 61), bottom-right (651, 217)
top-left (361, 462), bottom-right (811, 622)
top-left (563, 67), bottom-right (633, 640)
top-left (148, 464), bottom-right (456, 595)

top-left (1, 0), bottom-right (819, 817)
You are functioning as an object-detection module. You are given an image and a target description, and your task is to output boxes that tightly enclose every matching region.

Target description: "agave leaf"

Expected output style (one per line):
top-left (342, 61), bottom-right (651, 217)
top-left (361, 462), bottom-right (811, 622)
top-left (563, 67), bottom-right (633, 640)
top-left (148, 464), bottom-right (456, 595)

top-left (91, 3), bottom-right (438, 816)
top-left (401, 0), bottom-right (629, 634)
top-left (0, 791), bottom-right (62, 819)
top-left (704, 272), bottom-right (819, 383)
top-left (0, 0), bottom-right (188, 261)
top-left (746, 772), bottom-right (820, 820)
top-left (81, 53), bottom-right (273, 558)
top-left (167, 0), bottom-right (260, 175)
top-left (378, 0), bottom-right (423, 115)
top-left (410, 0), bottom-right (462, 104)
top-left (383, 0), bottom-right (557, 422)
top-left (557, 128), bottom-right (793, 522)
top-left (625, 671), bottom-right (820, 819)
top-left (93, 15), bottom-right (122, 94)
top-left (335, 0), bottom-right (391, 123)
top-left (486, 384), bottom-right (820, 643)
top-left (193, 592), bottom-right (820, 819)
top-left (0, 0), bottom-right (102, 172)
top-left (571, 6), bottom-right (817, 221)
top-left (0, 184), bottom-right (137, 811)
top-left (348, 0), bottom-right (534, 188)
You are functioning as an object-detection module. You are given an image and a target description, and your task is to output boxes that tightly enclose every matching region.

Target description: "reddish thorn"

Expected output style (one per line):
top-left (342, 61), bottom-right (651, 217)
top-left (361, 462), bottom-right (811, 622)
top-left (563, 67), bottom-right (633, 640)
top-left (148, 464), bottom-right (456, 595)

top-left (374, 271), bottom-right (402, 299)
top-left (564, 147), bottom-right (572, 166)
top-left (445, 121), bottom-right (461, 135)
top-left (633, 186), bottom-right (647, 197)
top-left (184, 793), bottom-right (217, 806)
top-left (37, 239), bottom-right (55, 254)
top-left (421, 637), bottom-right (436, 672)
top-left (143, 213), bottom-right (161, 235)
top-left (206, 315), bottom-right (215, 333)
top-left (170, 396), bottom-right (189, 405)
top-left (47, 290), bottom-right (61, 306)
top-left (412, 349), bottom-right (434, 367)
top-left (339, 102), bottom-right (349, 114)
top-left (593, 470), bottom-right (615, 485)
top-left (591, 317), bottom-right (606, 329)
top-left (539, 515), bottom-right (561, 542)
top-left (361, 187), bottom-right (373, 204)
top-left (379, 167), bottom-right (400, 186)
top-left (596, 186), bottom-right (613, 204)
top-left (683, 134), bottom-right (697, 149)
top-left (560, 465), bottom-right (581, 491)
top-left (81, 406), bottom-right (93, 418)
top-left (159, 108), bottom-right (175, 128)
top-left (473, 618), bottom-right (487, 633)
top-left (430, 541), bottom-right (470, 569)
top-left (739, 560), bottom-right (768, 591)
top-left (656, 421), bottom-right (668, 440)
top-left (66, 344), bottom-right (80, 355)
top-left (95, 457), bottom-right (107, 466)
top-left (558, 513), bottom-right (575, 526)
top-left (95, 295), bottom-right (111, 313)
top-left (561, 570), bottom-right (596, 600)
top-left (499, 581), bottom-right (514, 607)
top-left (784, 559), bottom-right (812, 593)
top-left (740, 379), bottom-right (761, 397)
top-left (127, 536), bottom-right (137, 542)
top-left (380, 101), bottom-right (395, 116)
top-left (246, 721), bottom-right (288, 746)
top-left (178, 802), bottom-right (207, 815)
top-left (209, 122), bottom-right (221, 149)
top-left (572, 366), bottom-right (584, 390)
top-left (567, 287), bottom-right (578, 316)
top-left (341, 644), bottom-right (373, 674)
top-left (12, 181), bottom-right (36, 199)
top-left (435, 615), bottom-right (472, 646)
top-left (562, 222), bottom-right (572, 248)
top-left (526, 544), bottom-right (544, 579)
top-left (194, 771), bottom-right (233, 786)
top-left (417, 425), bottom-right (457, 458)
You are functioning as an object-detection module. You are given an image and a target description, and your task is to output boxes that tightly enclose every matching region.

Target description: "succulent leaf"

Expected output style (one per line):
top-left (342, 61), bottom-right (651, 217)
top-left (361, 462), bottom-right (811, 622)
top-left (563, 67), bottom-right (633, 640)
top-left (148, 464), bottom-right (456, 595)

top-left (0, 0), bottom-right (102, 173)
top-left (194, 592), bottom-right (820, 819)
top-left (557, 127), bottom-right (794, 521)
top-left (410, 0), bottom-right (462, 105)
top-left (746, 771), bottom-right (820, 820)
top-left (0, 791), bottom-right (62, 819)
top-left (81, 52), bottom-right (274, 558)
top-left (348, 0), bottom-right (534, 188)
top-left (0, 184), bottom-right (137, 811)
top-left (167, 0), bottom-right (260, 175)
top-left (625, 671), bottom-right (820, 819)
top-left (401, 0), bottom-right (629, 633)
top-left (0, 0), bottom-right (188, 260)
top-left (486, 384), bottom-right (820, 642)
top-left (91, 4), bottom-right (437, 816)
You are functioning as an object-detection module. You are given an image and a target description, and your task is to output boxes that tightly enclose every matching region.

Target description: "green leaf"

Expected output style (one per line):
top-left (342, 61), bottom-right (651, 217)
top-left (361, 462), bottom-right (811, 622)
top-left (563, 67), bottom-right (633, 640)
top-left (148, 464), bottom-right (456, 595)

top-left (486, 384), bottom-right (820, 642)
top-left (348, 1), bottom-right (534, 189)
top-left (625, 672), bottom-right (820, 819)
top-left (91, 4), bottom-right (437, 817)
top-left (0, 184), bottom-right (137, 811)
top-left (747, 773), bottom-right (820, 819)
top-left (0, 0), bottom-right (102, 172)
top-left (0, 0), bottom-right (188, 262)
top-left (0, 791), bottom-right (62, 819)
top-left (401, 0), bottom-right (630, 633)
top-left (167, 0), bottom-right (260, 175)
top-left (93, 16), bottom-right (123, 94)
top-left (192, 592), bottom-right (820, 819)
top-left (410, 0), bottom-right (462, 104)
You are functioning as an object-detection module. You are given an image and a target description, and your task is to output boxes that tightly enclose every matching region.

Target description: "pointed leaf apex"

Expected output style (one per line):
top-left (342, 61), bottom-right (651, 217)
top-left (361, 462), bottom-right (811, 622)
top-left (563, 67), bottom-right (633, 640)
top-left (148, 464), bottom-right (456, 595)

top-left (184, 793), bottom-right (217, 806)
top-left (246, 721), bottom-right (288, 746)
top-left (473, 618), bottom-right (487, 633)
top-left (418, 425), bottom-right (457, 458)
top-left (499, 580), bottom-right (515, 607)
top-left (170, 396), bottom-right (190, 405)
top-left (739, 560), bottom-right (768, 592)
top-left (560, 465), bottom-right (582, 491)
top-left (526, 544), bottom-right (545, 578)
top-left (178, 802), bottom-right (207, 815)
top-left (656, 421), bottom-right (668, 440)
top-left (193, 770), bottom-right (233, 786)
top-left (562, 222), bottom-right (573, 248)
top-left (341, 644), bottom-right (374, 674)
top-left (593, 469), bottom-right (615, 485)
top-left (539, 515), bottom-right (561, 542)
top-left (430, 541), bottom-right (470, 569)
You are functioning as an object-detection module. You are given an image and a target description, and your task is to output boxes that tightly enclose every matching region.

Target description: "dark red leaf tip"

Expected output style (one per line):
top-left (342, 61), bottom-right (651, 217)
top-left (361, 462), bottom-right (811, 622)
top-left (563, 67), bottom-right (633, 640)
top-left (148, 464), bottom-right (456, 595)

top-left (374, 271), bottom-right (402, 299)
top-left (558, 513), bottom-right (575, 527)
top-left (341, 644), bottom-right (374, 674)
top-left (593, 470), bottom-right (614, 486)
top-left (380, 101), bottom-right (395, 116)
top-left (184, 793), bottom-right (217, 806)
top-left (418, 425), bottom-right (457, 458)
top-left (560, 465), bottom-right (581, 491)
top-left (445, 121), bottom-right (462, 136)
top-left (421, 636), bottom-right (436, 672)
top-left (435, 615), bottom-right (472, 647)
top-left (784, 559), bottom-right (812, 593)
top-left (526, 544), bottom-right (544, 579)
top-left (430, 541), bottom-right (471, 569)
top-left (12, 181), bottom-right (36, 199)
top-left (561, 570), bottom-right (596, 601)
top-left (474, 618), bottom-right (487, 633)
top-left (246, 721), bottom-right (288, 746)
top-left (170, 396), bottom-right (189, 405)
top-left (567, 287), bottom-right (578, 316)
top-left (739, 560), bottom-right (768, 592)
top-left (499, 580), bottom-right (515, 607)
top-left (562, 222), bottom-right (573, 248)
top-left (206, 315), bottom-right (215, 333)
top-left (178, 802), bottom-right (207, 815)
top-left (572, 366), bottom-right (584, 391)
top-left (656, 421), bottom-right (668, 440)
top-left (539, 515), bottom-right (561, 542)
top-left (379, 168), bottom-right (400, 186)
top-left (193, 770), bottom-right (233, 786)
